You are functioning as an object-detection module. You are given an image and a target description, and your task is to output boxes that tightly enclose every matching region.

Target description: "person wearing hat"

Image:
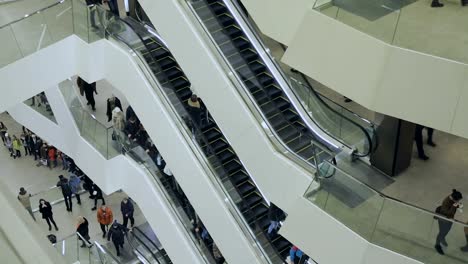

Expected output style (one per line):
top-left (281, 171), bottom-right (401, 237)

top-left (107, 220), bottom-right (127, 256)
top-left (18, 187), bottom-right (36, 221)
top-left (435, 189), bottom-right (463, 255)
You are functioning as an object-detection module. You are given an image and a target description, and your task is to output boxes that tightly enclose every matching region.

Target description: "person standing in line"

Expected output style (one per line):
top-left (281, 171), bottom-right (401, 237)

top-left (77, 216), bottom-right (92, 248)
top-left (97, 205), bottom-right (113, 238)
top-left (69, 171), bottom-right (82, 205)
top-left (20, 132), bottom-right (29, 156)
top-left (0, 122), bottom-right (7, 145)
top-left (57, 175), bottom-right (73, 212)
top-left (59, 151), bottom-right (69, 171)
top-left (48, 146), bottom-right (57, 169)
top-left (38, 199), bottom-right (58, 231)
top-left (12, 135), bottom-right (22, 159)
top-left (18, 187), bottom-right (36, 221)
top-left (414, 125), bottom-right (436, 161)
top-left (107, 221), bottom-right (126, 256)
top-left (4, 133), bottom-right (13, 157)
top-left (121, 197), bottom-right (135, 228)
top-left (91, 184), bottom-right (106, 210)
top-left (435, 189), bottom-right (463, 255)
top-left (30, 135), bottom-right (41, 160)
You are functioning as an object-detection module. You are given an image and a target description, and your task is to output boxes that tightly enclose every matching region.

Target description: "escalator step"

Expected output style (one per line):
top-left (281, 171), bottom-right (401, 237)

top-left (260, 102), bottom-right (281, 118)
top-left (144, 41), bottom-right (161, 51)
top-left (236, 65), bottom-right (256, 81)
top-left (270, 115), bottom-right (289, 130)
top-left (245, 194), bottom-right (263, 208)
top-left (230, 171), bottom-right (249, 185)
top-left (211, 139), bottom-right (229, 152)
top-left (228, 54), bottom-right (246, 69)
top-left (287, 136), bottom-right (311, 153)
top-left (164, 67), bottom-right (183, 80)
top-left (252, 91), bottom-right (269, 106)
top-left (277, 126), bottom-right (300, 142)
top-left (223, 44), bottom-right (240, 58)
top-left (217, 150), bottom-right (235, 163)
top-left (252, 204), bottom-right (269, 218)
top-left (159, 57), bottom-right (177, 70)
top-left (233, 37), bottom-right (250, 50)
top-left (237, 181), bottom-right (255, 196)
top-left (273, 238), bottom-right (291, 252)
top-left (176, 87), bottom-right (192, 101)
top-left (283, 109), bottom-right (300, 122)
top-left (210, 2), bottom-right (227, 15)
top-left (205, 128), bottom-right (222, 142)
top-left (206, 0), bottom-right (220, 4)
top-left (265, 85), bottom-right (282, 98)
top-left (240, 48), bottom-right (259, 63)
top-left (150, 48), bottom-right (170, 60)
top-left (249, 61), bottom-right (266, 75)
top-left (212, 30), bottom-right (231, 45)
top-left (244, 79), bottom-right (261, 94)
top-left (224, 159), bottom-right (242, 174)
top-left (257, 73), bottom-right (274, 86)
top-left (171, 77), bottom-right (190, 90)
top-left (273, 97), bottom-right (291, 111)
top-left (224, 25), bottom-right (242, 38)
top-left (201, 121), bottom-right (216, 132)
top-left (217, 13), bottom-right (235, 27)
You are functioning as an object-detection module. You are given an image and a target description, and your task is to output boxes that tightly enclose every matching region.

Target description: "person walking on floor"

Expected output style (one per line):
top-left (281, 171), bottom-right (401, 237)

top-left (18, 187), bottom-right (36, 221)
top-left (77, 216), bottom-right (92, 248)
top-left (4, 133), bottom-right (13, 157)
top-left (414, 124), bottom-right (436, 161)
top-left (38, 199), bottom-right (58, 231)
top-left (107, 221), bottom-right (127, 257)
top-left (69, 171), bottom-right (82, 205)
top-left (57, 175), bottom-right (73, 212)
top-left (97, 205), bottom-right (113, 238)
top-left (91, 184), bottom-right (106, 210)
top-left (12, 135), bottom-right (22, 158)
top-left (435, 189), bottom-right (463, 255)
top-left (121, 197), bottom-right (135, 228)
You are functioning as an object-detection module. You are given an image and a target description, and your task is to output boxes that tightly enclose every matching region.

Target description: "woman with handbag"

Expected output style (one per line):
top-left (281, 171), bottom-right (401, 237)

top-left (77, 216), bottom-right (91, 247)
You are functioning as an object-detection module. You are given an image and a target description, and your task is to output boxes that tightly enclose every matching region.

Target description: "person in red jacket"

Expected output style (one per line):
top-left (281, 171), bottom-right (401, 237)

top-left (97, 205), bottom-right (113, 238)
top-left (48, 146), bottom-right (57, 169)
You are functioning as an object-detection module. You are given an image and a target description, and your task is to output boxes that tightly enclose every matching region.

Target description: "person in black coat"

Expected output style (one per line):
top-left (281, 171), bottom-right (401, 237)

top-left (38, 199), bottom-right (58, 231)
top-left (107, 221), bottom-right (127, 256)
top-left (121, 197), bottom-right (135, 228)
top-left (83, 79), bottom-right (97, 111)
top-left (91, 184), bottom-right (106, 210)
top-left (57, 175), bottom-right (73, 212)
top-left (77, 216), bottom-right (91, 247)
top-left (124, 116), bottom-right (139, 141)
top-left (414, 125), bottom-right (436, 161)
top-left (30, 135), bottom-right (42, 160)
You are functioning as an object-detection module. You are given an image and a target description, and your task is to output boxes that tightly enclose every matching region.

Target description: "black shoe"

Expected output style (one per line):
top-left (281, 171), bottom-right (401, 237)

top-left (431, 2), bottom-right (444, 7)
top-left (461, 246), bottom-right (468, 252)
top-left (87, 102), bottom-right (90, 105)
top-left (55, 226), bottom-right (59, 231)
top-left (81, 244), bottom-right (86, 248)
top-left (290, 68), bottom-right (299, 73)
top-left (419, 155), bottom-right (429, 161)
top-left (102, 232), bottom-right (106, 238)
top-left (91, 207), bottom-right (97, 211)
top-left (49, 226), bottom-right (52, 231)
top-left (344, 97), bottom-right (352, 103)
top-left (435, 245), bottom-right (445, 255)
top-left (92, 107), bottom-right (96, 112)
top-left (116, 252), bottom-right (120, 257)
top-left (427, 141), bottom-right (436, 147)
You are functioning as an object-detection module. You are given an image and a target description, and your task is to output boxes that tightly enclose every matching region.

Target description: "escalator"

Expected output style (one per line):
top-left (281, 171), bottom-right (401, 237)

top-left (103, 14), bottom-right (292, 262)
top-left (185, 0), bottom-right (377, 162)
top-left (127, 226), bottom-right (172, 264)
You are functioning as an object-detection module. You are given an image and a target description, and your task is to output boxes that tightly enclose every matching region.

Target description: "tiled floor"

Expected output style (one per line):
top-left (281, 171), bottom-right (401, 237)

top-left (319, 0), bottom-right (468, 64)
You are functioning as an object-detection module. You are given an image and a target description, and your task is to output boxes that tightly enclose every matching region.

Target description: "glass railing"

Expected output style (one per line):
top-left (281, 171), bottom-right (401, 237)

top-left (54, 232), bottom-right (110, 264)
top-left (0, 0), bottom-right (74, 68)
top-left (24, 92), bottom-right (57, 123)
top-left (59, 79), bottom-right (119, 159)
top-left (127, 227), bottom-right (168, 264)
top-left (313, 0), bottom-right (468, 64)
top-left (307, 159), bottom-right (468, 264)
top-left (289, 77), bottom-right (376, 156)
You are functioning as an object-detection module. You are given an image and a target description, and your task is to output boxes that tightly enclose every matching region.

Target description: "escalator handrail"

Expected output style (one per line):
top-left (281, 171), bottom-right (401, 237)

top-left (179, 0), bottom-right (336, 177)
top-left (128, 229), bottom-right (162, 264)
top-left (225, 0), bottom-right (376, 157)
top-left (94, 240), bottom-right (121, 263)
top-left (293, 76), bottom-right (377, 157)
top-left (95, 8), bottom-right (275, 263)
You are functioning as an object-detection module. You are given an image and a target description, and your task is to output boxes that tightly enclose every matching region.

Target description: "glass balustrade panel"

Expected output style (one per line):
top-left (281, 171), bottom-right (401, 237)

top-left (0, 25), bottom-right (23, 67)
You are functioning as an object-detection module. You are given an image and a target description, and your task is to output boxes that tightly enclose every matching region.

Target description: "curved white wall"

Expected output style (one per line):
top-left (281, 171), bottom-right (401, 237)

top-left (240, 0), bottom-right (468, 140)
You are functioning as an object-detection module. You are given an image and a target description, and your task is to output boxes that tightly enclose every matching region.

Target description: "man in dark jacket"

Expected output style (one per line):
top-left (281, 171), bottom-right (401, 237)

top-left (121, 197), bottom-right (135, 228)
top-left (57, 175), bottom-right (73, 212)
top-left (107, 221), bottom-right (127, 256)
top-left (31, 135), bottom-right (42, 160)
top-left (267, 203), bottom-right (285, 239)
top-left (124, 116), bottom-right (139, 141)
top-left (91, 184), bottom-right (106, 211)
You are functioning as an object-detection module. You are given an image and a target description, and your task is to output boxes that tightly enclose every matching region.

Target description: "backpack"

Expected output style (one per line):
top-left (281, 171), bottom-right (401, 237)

top-left (47, 234), bottom-right (57, 244)
top-left (61, 181), bottom-right (72, 195)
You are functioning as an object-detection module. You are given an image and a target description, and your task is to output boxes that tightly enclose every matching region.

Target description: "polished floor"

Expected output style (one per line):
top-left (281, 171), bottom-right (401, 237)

top-left (319, 0), bottom-right (468, 63)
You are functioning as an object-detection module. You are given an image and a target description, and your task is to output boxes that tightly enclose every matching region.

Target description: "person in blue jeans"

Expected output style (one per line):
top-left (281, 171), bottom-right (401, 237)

top-left (290, 246), bottom-right (308, 264)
